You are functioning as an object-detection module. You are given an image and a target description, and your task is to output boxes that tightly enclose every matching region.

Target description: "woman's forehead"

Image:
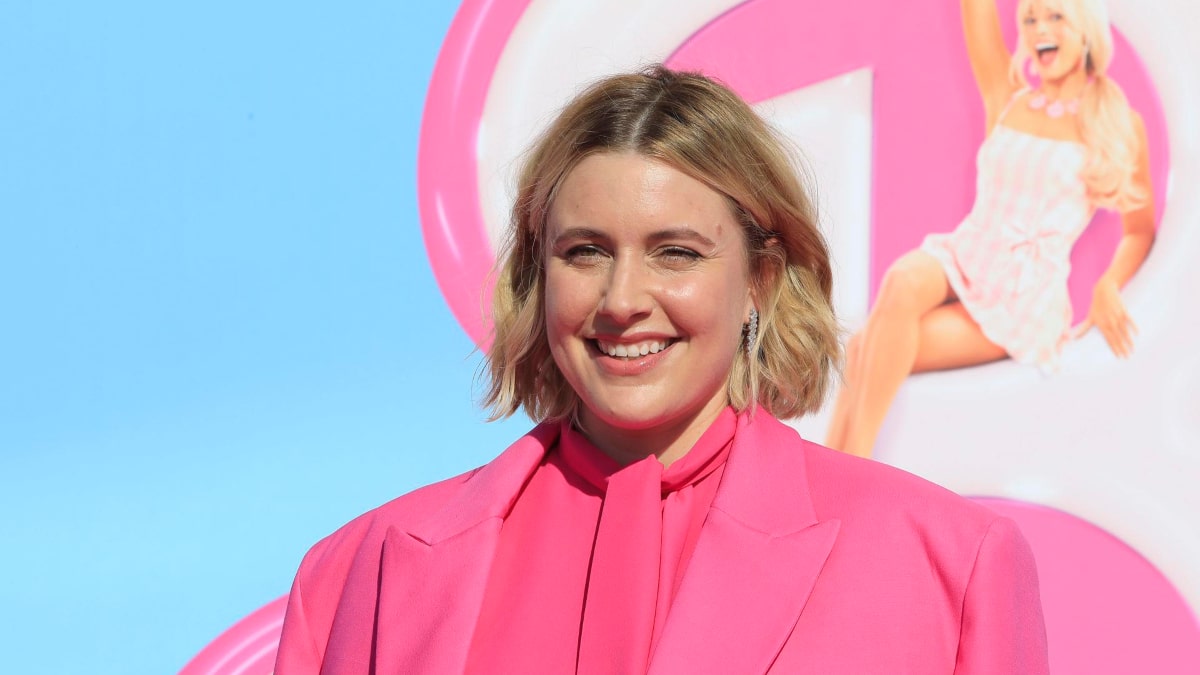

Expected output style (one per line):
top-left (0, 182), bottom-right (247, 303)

top-left (1022, 0), bottom-right (1070, 17)
top-left (553, 153), bottom-right (721, 209)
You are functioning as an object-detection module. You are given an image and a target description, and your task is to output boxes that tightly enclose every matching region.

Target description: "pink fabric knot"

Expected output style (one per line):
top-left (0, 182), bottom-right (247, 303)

top-left (565, 409), bottom-right (736, 675)
top-left (1005, 220), bottom-right (1059, 296)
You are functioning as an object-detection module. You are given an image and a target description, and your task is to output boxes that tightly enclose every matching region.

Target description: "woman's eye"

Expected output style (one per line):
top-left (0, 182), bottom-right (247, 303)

top-left (1022, 15), bottom-right (1036, 25)
top-left (660, 247), bottom-right (701, 265)
top-left (564, 245), bottom-right (605, 265)
top-left (1049, 12), bottom-right (1063, 22)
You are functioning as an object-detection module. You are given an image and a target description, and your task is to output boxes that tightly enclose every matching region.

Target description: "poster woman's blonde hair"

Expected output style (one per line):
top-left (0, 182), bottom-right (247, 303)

top-left (1011, 0), bottom-right (1146, 210)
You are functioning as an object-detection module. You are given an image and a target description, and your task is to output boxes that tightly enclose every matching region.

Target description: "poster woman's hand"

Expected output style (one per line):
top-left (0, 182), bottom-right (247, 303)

top-left (1075, 113), bottom-right (1156, 359)
top-left (1074, 277), bottom-right (1136, 358)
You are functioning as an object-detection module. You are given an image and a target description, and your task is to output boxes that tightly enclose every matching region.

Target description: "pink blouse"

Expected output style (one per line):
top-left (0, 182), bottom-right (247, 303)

top-left (464, 408), bottom-right (737, 674)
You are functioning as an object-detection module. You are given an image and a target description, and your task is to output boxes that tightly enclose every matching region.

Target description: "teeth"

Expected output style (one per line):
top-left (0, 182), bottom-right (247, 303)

top-left (596, 339), bottom-right (671, 358)
top-left (1036, 42), bottom-right (1058, 52)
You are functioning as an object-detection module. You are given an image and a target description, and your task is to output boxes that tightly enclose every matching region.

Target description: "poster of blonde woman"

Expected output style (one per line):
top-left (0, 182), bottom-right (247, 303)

top-left (826, 0), bottom-right (1156, 458)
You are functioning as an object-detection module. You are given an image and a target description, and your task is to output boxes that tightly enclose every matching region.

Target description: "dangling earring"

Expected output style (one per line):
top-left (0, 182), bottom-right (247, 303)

top-left (744, 308), bottom-right (758, 353)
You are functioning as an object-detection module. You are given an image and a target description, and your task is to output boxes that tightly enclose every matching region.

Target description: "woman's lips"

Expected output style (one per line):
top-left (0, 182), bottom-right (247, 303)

top-left (588, 338), bottom-right (678, 376)
top-left (594, 337), bottom-right (674, 358)
top-left (1037, 46), bottom-right (1059, 67)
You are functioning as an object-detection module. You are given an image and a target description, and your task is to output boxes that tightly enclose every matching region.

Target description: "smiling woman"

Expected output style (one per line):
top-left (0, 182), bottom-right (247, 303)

top-left (542, 154), bottom-right (755, 467)
top-left (273, 66), bottom-right (1049, 674)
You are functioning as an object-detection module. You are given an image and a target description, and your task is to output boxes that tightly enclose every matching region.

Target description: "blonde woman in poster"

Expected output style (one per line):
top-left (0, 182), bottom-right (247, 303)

top-left (826, 0), bottom-right (1156, 458)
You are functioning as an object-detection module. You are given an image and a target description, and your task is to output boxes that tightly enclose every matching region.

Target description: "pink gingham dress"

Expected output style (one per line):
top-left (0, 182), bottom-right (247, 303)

top-left (922, 93), bottom-right (1092, 372)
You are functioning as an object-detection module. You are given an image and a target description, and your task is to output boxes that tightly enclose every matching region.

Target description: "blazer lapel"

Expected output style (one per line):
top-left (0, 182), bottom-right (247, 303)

top-left (648, 414), bottom-right (840, 675)
top-left (369, 424), bottom-right (558, 674)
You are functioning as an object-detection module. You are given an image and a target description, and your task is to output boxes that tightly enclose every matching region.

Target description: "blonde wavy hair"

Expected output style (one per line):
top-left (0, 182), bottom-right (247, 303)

top-left (1011, 0), bottom-right (1146, 211)
top-left (482, 65), bottom-right (839, 423)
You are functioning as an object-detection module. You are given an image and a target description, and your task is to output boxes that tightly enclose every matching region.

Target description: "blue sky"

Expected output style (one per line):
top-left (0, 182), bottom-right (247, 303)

top-left (0, 2), bottom-right (530, 672)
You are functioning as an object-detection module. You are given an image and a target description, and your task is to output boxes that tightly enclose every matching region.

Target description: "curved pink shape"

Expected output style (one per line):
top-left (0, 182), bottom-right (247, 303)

top-left (417, 0), bottom-right (535, 346)
top-left (974, 498), bottom-right (1200, 673)
top-left (666, 0), bottom-right (1168, 320)
top-left (179, 595), bottom-right (287, 675)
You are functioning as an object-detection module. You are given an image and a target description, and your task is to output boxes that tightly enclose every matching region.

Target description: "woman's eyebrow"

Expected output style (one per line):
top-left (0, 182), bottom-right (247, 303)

top-left (647, 228), bottom-right (717, 248)
top-left (550, 226), bottom-right (718, 248)
top-left (551, 227), bottom-right (607, 245)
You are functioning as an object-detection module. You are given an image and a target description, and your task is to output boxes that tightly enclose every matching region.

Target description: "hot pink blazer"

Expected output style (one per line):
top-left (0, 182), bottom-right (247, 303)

top-left (275, 413), bottom-right (1048, 674)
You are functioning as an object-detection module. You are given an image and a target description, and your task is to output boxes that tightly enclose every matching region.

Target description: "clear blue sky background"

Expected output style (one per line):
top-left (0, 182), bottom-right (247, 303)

top-left (0, 2), bottom-right (531, 672)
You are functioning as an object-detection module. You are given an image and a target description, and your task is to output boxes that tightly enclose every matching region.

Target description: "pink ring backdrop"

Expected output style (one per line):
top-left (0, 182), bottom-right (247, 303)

top-left (981, 498), bottom-right (1200, 672)
top-left (180, 596), bottom-right (286, 675)
top-left (417, 0), bottom-right (531, 347)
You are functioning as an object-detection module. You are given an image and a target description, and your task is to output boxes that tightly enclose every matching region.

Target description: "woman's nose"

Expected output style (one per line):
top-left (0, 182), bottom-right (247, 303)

top-left (597, 258), bottom-right (653, 324)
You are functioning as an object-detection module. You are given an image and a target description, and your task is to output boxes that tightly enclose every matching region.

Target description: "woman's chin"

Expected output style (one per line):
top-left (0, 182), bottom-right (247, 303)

top-left (1032, 61), bottom-right (1085, 85)
top-left (585, 406), bottom-right (671, 434)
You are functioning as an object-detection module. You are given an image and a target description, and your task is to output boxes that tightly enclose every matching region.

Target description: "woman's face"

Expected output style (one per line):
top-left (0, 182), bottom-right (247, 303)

top-left (543, 152), bottom-right (753, 455)
top-left (1021, 0), bottom-right (1088, 81)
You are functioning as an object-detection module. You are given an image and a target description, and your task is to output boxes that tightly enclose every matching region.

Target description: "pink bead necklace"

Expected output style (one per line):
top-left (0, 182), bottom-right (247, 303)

top-left (1028, 91), bottom-right (1080, 118)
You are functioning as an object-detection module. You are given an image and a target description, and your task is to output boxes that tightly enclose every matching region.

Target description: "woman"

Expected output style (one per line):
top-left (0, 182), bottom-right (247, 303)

top-left (274, 66), bottom-right (1047, 674)
top-left (826, 0), bottom-right (1156, 458)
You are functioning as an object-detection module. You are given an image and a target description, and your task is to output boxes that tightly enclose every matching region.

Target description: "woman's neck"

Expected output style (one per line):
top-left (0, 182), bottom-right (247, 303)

top-left (1039, 68), bottom-right (1090, 101)
top-left (576, 400), bottom-right (729, 469)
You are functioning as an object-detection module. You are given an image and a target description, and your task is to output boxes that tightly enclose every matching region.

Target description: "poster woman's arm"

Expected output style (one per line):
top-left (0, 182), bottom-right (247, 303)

top-left (1076, 114), bottom-right (1156, 357)
top-left (962, 0), bottom-right (1017, 129)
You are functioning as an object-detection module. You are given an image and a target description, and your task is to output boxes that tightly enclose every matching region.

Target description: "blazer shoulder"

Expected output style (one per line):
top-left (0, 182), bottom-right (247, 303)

top-left (292, 421), bottom-right (557, 583)
top-left (799, 438), bottom-right (1003, 540)
top-left (295, 465), bottom-right (479, 579)
top-left (796, 438), bottom-right (1041, 622)
top-left (275, 464), bottom-right (487, 670)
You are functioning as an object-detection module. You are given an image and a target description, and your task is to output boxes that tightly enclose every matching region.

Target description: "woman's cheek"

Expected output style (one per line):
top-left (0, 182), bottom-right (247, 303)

top-left (662, 279), bottom-right (701, 302)
top-left (659, 279), bottom-right (713, 324)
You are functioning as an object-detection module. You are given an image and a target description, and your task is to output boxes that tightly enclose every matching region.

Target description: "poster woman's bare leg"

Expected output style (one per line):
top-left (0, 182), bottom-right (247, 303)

top-left (831, 251), bottom-right (1010, 457)
top-left (910, 302), bottom-right (1007, 373)
top-left (825, 332), bottom-right (865, 451)
top-left (837, 251), bottom-right (952, 457)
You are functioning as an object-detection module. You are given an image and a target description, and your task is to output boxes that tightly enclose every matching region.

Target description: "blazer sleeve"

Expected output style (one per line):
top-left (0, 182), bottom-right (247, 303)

top-left (953, 516), bottom-right (1050, 674)
top-left (274, 569), bottom-right (323, 674)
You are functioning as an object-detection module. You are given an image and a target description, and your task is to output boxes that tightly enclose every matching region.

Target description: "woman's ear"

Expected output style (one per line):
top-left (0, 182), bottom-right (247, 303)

top-left (749, 236), bottom-right (782, 309)
top-left (744, 273), bottom-right (759, 323)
